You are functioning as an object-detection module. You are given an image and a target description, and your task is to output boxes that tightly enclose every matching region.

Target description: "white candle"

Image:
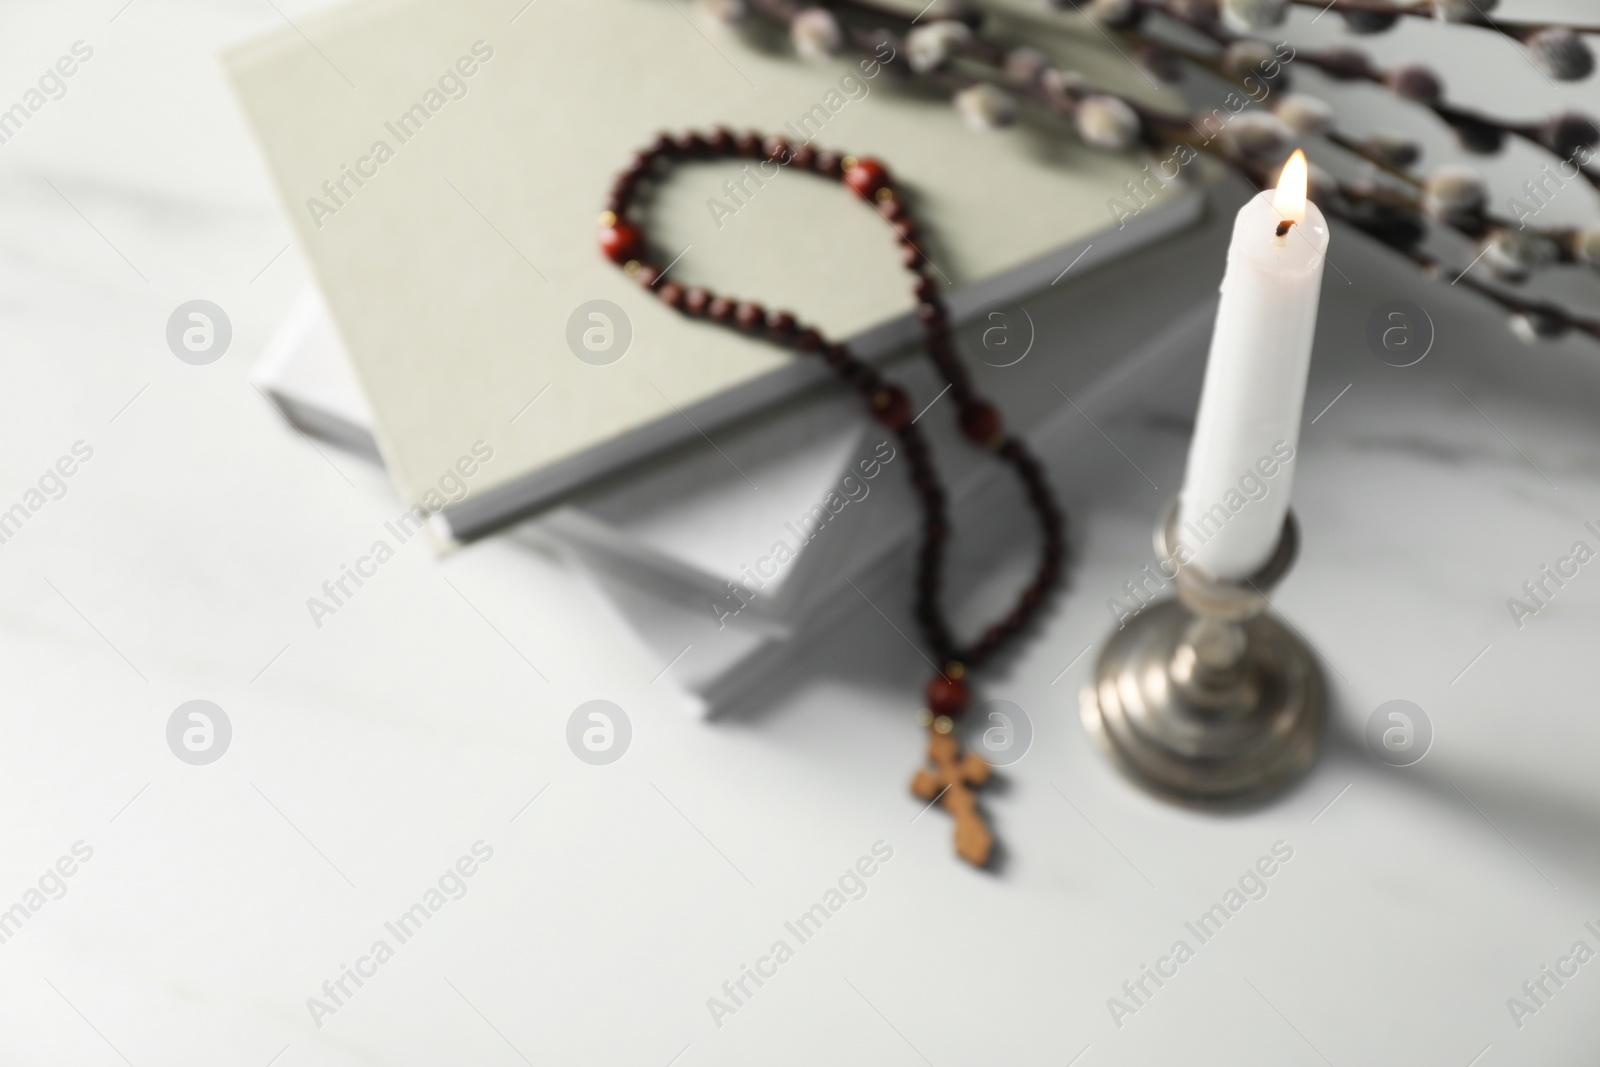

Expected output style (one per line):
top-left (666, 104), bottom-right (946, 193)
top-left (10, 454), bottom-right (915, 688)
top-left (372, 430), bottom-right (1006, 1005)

top-left (1177, 150), bottom-right (1327, 579)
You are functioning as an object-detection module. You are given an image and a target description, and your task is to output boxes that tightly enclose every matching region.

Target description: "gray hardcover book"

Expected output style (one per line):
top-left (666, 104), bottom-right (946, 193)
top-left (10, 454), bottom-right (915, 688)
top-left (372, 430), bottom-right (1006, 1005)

top-left (226, 0), bottom-right (1202, 542)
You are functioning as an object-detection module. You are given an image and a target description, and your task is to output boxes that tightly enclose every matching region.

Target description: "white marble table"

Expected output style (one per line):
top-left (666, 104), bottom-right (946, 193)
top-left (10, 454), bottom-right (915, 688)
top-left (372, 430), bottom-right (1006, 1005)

top-left (3, 2), bottom-right (1599, 1065)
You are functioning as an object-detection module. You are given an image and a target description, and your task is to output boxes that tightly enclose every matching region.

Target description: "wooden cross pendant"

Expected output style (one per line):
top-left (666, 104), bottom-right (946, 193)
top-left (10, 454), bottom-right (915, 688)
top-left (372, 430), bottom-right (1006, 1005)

top-left (910, 727), bottom-right (994, 867)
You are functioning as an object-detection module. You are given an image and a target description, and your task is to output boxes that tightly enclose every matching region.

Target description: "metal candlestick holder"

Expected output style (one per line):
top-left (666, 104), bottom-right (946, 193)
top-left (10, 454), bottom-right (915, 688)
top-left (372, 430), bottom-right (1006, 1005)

top-left (1080, 501), bottom-right (1325, 807)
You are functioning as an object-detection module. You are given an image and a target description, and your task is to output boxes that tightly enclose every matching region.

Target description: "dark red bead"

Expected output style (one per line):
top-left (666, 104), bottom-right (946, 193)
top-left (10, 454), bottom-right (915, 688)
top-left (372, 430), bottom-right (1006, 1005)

top-left (925, 674), bottom-right (969, 717)
top-left (735, 131), bottom-right (764, 158)
top-left (764, 136), bottom-right (793, 163)
top-left (707, 127), bottom-right (734, 152)
top-left (674, 131), bottom-right (705, 155)
top-left (796, 328), bottom-right (824, 351)
top-left (900, 243), bottom-right (924, 268)
top-left (658, 282), bottom-right (684, 309)
top-left (960, 402), bottom-right (1001, 444)
top-left (684, 287), bottom-right (712, 315)
top-left (878, 197), bottom-right (906, 220)
top-left (598, 223), bottom-right (642, 264)
top-left (870, 386), bottom-right (911, 430)
top-left (893, 219), bottom-right (918, 242)
top-left (708, 296), bottom-right (735, 322)
top-left (647, 133), bottom-right (674, 156)
top-left (635, 264), bottom-right (661, 287)
top-left (845, 157), bottom-right (891, 199)
top-left (791, 143), bottom-right (817, 170)
top-left (766, 310), bottom-right (797, 336)
top-left (914, 276), bottom-right (939, 302)
top-left (813, 150), bottom-right (843, 177)
top-left (735, 301), bottom-right (765, 330)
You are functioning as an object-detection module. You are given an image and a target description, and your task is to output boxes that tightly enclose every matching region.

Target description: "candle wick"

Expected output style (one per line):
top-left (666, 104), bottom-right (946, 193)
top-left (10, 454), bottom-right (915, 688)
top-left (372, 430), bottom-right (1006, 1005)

top-left (1275, 219), bottom-right (1295, 237)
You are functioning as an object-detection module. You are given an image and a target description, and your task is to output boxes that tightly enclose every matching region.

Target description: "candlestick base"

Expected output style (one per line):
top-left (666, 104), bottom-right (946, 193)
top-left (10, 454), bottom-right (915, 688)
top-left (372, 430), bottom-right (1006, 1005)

top-left (1080, 503), bottom-right (1325, 808)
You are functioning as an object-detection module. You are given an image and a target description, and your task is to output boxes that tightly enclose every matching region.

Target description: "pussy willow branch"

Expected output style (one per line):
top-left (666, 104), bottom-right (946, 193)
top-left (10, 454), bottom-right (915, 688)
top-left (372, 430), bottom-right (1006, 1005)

top-left (1122, 25), bottom-right (1589, 257)
top-left (751, 0), bottom-right (1192, 134)
top-left (735, 0), bottom-right (1600, 342)
top-left (1394, 242), bottom-right (1600, 340)
top-left (812, 0), bottom-right (1598, 190)
top-left (1132, 0), bottom-right (1600, 193)
top-left (1201, 143), bottom-right (1600, 338)
top-left (1283, 0), bottom-right (1600, 39)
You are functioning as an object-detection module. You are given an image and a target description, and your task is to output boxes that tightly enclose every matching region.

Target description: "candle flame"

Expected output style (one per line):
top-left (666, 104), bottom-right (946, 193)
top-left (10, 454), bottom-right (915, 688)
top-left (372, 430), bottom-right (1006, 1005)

top-left (1273, 149), bottom-right (1308, 225)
